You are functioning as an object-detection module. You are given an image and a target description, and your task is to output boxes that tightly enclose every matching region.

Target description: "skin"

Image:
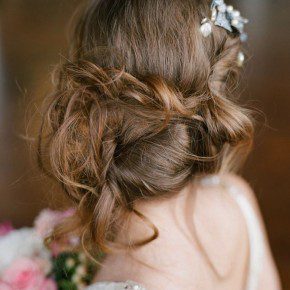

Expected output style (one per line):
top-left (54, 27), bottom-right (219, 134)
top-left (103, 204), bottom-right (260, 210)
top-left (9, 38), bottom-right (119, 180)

top-left (94, 174), bottom-right (282, 290)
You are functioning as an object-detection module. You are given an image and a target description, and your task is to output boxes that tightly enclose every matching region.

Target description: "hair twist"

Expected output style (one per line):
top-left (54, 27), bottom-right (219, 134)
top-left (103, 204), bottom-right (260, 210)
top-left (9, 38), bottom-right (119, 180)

top-left (38, 0), bottom-right (254, 254)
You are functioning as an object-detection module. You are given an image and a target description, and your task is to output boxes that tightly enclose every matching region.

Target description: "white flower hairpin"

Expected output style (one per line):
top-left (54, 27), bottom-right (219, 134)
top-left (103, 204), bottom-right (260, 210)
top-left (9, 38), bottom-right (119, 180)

top-left (200, 0), bottom-right (249, 66)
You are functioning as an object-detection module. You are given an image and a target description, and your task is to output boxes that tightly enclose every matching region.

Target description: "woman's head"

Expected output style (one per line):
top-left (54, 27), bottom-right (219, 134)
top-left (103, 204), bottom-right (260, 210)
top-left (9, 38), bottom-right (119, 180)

top-left (39, 0), bottom-right (254, 253)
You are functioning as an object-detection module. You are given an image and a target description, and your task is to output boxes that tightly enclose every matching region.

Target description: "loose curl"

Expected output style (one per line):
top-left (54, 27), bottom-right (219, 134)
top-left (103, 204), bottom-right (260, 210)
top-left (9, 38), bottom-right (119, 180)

top-left (38, 0), bottom-right (254, 255)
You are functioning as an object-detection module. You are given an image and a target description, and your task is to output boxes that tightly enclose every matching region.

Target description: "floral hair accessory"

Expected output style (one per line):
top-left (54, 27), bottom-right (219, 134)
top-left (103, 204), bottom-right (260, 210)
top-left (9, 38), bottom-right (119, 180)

top-left (200, 0), bottom-right (249, 42)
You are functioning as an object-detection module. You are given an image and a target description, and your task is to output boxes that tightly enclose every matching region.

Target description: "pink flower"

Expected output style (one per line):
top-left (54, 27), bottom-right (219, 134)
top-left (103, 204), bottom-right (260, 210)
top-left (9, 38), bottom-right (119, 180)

top-left (1, 258), bottom-right (52, 290)
top-left (0, 222), bottom-right (13, 237)
top-left (34, 208), bottom-right (74, 239)
top-left (34, 208), bottom-right (79, 256)
top-left (41, 279), bottom-right (57, 290)
top-left (34, 258), bottom-right (52, 275)
top-left (0, 280), bottom-right (11, 290)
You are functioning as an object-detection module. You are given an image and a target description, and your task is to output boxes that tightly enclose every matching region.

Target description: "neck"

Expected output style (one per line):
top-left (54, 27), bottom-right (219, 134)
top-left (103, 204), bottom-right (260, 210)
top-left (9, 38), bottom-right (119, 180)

top-left (94, 178), bottom-right (205, 283)
top-left (117, 180), bottom-right (199, 247)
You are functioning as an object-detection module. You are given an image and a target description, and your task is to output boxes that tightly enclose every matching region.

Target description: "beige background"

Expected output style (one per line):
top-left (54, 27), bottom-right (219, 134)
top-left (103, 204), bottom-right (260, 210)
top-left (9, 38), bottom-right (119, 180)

top-left (0, 0), bottom-right (289, 287)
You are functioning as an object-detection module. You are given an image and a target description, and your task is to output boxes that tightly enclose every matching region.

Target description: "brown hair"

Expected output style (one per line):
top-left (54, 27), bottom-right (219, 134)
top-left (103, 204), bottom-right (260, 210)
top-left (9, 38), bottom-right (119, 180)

top-left (38, 0), bottom-right (254, 254)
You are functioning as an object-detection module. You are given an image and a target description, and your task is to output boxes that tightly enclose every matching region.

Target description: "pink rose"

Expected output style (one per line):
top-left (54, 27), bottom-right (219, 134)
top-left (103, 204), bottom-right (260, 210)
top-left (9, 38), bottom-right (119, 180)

top-left (0, 280), bottom-right (11, 290)
top-left (34, 208), bottom-right (74, 239)
top-left (34, 258), bottom-right (52, 276)
top-left (0, 222), bottom-right (13, 237)
top-left (0, 278), bottom-right (57, 290)
top-left (34, 208), bottom-right (78, 256)
top-left (41, 279), bottom-right (57, 290)
top-left (2, 258), bottom-right (49, 290)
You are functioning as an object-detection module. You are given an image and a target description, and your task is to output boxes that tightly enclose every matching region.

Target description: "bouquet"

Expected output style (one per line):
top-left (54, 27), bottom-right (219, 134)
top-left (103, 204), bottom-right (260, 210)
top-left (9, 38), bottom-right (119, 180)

top-left (0, 209), bottom-right (97, 290)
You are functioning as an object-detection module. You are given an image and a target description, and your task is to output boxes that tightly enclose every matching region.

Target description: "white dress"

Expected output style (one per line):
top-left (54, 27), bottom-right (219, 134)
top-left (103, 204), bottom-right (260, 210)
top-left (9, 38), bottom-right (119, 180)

top-left (86, 175), bottom-right (265, 290)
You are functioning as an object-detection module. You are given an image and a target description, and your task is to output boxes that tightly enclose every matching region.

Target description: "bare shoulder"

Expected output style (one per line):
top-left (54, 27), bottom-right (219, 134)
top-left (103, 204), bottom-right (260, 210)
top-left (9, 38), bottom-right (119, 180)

top-left (221, 173), bottom-right (260, 208)
top-left (193, 174), bottom-right (250, 279)
top-left (194, 173), bottom-right (281, 289)
top-left (221, 173), bottom-right (278, 245)
top-left (219, 173), bottom-right (282, 290)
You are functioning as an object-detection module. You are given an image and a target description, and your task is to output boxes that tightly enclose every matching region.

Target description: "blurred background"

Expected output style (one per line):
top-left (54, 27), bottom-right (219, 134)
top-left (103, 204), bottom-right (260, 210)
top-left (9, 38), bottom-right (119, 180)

top-left (0, 0), bottom-right (289, 287)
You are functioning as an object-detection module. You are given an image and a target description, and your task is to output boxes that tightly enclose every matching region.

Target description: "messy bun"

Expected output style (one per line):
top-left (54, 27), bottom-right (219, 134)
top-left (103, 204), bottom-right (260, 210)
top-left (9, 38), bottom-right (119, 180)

top-left (38, 0), bottom-right (254, 253)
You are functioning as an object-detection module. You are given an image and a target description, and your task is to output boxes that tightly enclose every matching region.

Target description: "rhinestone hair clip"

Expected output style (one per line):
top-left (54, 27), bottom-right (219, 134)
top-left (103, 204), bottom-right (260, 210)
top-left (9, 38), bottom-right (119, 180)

top-left (200, 0), bottom-right (248, 66)
top-left (200, 0), bottom-right (249, 42)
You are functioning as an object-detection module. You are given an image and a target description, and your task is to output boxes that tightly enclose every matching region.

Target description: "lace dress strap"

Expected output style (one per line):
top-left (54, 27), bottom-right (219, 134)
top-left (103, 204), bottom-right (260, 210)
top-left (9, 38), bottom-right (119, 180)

top-left (200, 175), bottom-right (265, 290)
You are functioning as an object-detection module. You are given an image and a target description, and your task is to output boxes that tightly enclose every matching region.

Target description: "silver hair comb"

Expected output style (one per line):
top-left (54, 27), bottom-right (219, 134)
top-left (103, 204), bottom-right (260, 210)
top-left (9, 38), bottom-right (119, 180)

top-left (200, 0), bottom-right (249, 42)
top-left (200, 0), bottom-right (248, 66)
